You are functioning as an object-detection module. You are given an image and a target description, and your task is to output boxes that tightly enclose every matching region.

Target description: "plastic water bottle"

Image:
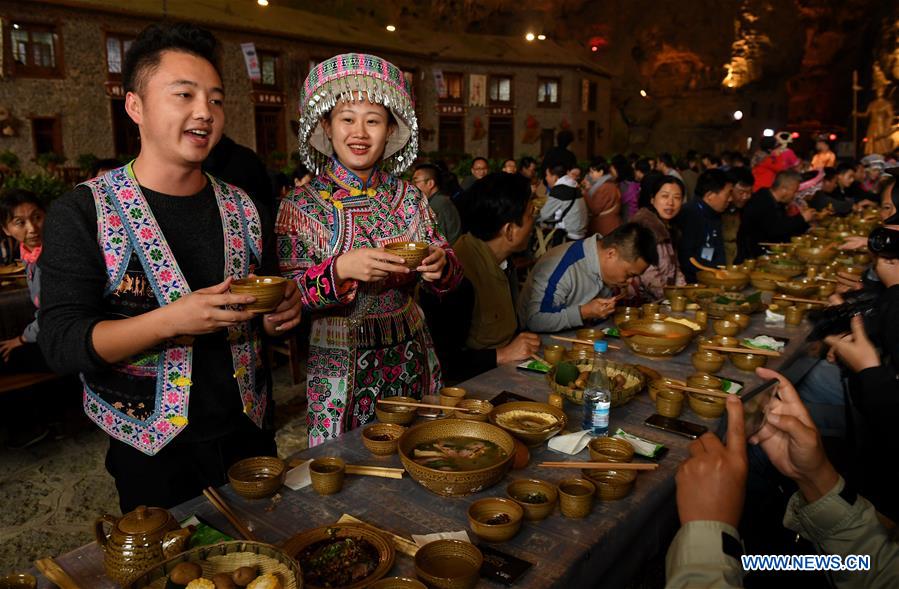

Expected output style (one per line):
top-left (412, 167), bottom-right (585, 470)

top-left (582, 340), bottom-right (611, 435)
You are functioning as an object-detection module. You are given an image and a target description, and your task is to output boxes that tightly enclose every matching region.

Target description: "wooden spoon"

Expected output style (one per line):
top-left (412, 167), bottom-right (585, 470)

top-left (690, 257), bottom-right (727, 279)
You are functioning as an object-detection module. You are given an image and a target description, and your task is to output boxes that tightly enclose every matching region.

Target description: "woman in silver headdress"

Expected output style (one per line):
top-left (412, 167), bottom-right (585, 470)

top-left (277, 54), bottom-right (462, 446)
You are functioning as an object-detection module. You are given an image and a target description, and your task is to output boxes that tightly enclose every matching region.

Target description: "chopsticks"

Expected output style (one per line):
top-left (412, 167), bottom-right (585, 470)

top-left (539, 461), bottom-right (659, 471)
top-left (759, 242), bottom-right (791, 247)
top-left (287, 457), bottom-right (405, 479)
top-left (773, 295), bottom-right (828, 305)
top-left (530, 354), bottom-right (549, 364)
top-left (377, 399), bottom-right (475, 412)
top-left (35, 557), bottom-right (83, 589)
top-left (700, 345), bottom-right (782, 357)
top-left (549, 335), bottom-right (622, 350)
top-left (345, 465), bottom-right (404, 479)
top-left (666, 383), bottom-right (737, 399)
top-left (203, 486), bottom-right (258, 541)
top-left (337, 514), bottom-right (419, 557)
top-left (814, 276), bottom-right (838, 283)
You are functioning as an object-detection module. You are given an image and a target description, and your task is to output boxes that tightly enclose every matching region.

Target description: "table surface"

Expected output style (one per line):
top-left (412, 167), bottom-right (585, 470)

top-left (35, 303), bottom-right (814, 588)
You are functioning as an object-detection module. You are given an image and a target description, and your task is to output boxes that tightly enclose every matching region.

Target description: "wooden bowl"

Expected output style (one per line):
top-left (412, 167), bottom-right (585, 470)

top-left (488, 401), bottom-right (567, 446)
top-left (227, 456), bottom-right (286, 500)
top-left (730, 351), bottom-right (768, 371)
top-left (648, 377), bottom-right (685, 402)
top-left (583, 468), bottom-right (637, 500)
top-left (691, 350), bottom-right (725, 373)
top-left (230, 276), bottom-right (287, 313)
top-left (688, 392), bottom-right (726, 418)
top-left (576, 327), bottom-right (603, 341)
top-left (760, 259), bottom-right (803, 278)
top-left (309, 457), bottom-right (346, 495)
top-left (750, 270), bottom-right (781, 291)
top-left (467, 497), bottom-right (524, 542)
top-left (557, 478), bottom-right (595, 518)
top-left (712, 319), bottom-right (741, 337)
top-left (587, 436), bottom-right (634, 463)
top-left (696, 270), bottom-right (749, 291)
top-left (686, 286), bottom-right (722, 302)
top-left (618, 319), bottom-right (694, 357)
top-left (397, 419), bottom-right (515, 496)
top-left (776, 279), bottom-right (818, 298)
top-left (385, 241), bottom-right (430, 269)
top-left (726, 313), bottom-right (751, 329)
top-left (687, 372), bottom-right (723, 390)
top-left (362, 423), bottom-right (406, 456)
top-left (454, 399), bottom-right (493, 422)
top-left (795, 246), bottom-right (837, 265)
top-left (283, 523), bottom-right (395, 589)
top-left (375, 396), bottom-right (418, 425)
top-left (694, 291), bottom-right (765, 318)
top-left (663, 285), bottom-right (685, 300)
top-left (656, 388), bottom-right (684, 418)
top-left (713, 335), bottom-right (741, 348)
top-left (370, 578), bottom-right (427, 589)
top-left (414, 540), bottom-right (482, 589)
top-left (506, 479), bottom-right (558, 521)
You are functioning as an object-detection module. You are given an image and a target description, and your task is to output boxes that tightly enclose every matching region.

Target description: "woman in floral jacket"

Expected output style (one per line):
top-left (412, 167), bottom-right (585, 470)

top-left (277, 54), bottom-right (461, 446)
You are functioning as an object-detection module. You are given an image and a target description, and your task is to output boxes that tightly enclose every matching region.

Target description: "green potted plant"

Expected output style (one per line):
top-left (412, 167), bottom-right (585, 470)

top-left (0, 149), bottom-right (20, 172)
top-left (35, 151), bottom-right (65, 172)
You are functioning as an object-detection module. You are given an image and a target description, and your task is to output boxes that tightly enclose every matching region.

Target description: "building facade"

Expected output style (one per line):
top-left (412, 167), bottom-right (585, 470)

top-left (0, 0), bottom-right (611, 172)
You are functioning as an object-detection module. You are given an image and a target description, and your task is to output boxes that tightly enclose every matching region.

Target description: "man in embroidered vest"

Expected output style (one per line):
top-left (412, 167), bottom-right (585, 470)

top-left (38, 23), bottom-right (302, 512)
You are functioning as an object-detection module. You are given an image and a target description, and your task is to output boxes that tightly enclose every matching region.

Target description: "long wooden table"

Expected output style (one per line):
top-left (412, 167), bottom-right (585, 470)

top-left (33, 304), bottom-right (815, 588)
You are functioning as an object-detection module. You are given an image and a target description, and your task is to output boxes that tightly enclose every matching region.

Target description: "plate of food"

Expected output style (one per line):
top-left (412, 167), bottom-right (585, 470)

top-left (281, 523), bottom-right (395, 589)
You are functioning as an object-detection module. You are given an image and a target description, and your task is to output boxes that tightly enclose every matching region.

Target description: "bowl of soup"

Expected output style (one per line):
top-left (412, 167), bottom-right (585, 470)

top-left (397, 419), bottom-right (516, 496)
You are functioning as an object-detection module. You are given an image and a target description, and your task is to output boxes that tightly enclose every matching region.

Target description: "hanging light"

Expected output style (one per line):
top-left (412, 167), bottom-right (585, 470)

top-left (732, 110), bottom-right (743, 120)
top-left (525, 32), bottom-right (536, 41)
top-left (537, 34), bottom-right (546, 41)
top-left (763, 128), bottom-right (775, 137)
top-left (639, 89), bottom-right (647, 98)
top-left (257, 0), bottom-right (268, 6)
top-left (386, 24), bottom-right (396, 32)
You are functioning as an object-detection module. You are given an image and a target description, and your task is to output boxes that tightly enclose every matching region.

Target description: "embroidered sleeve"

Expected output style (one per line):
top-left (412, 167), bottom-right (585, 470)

top-left (408, 184), bottom-right (462, 296)
top-left (276, 196), bottom-right (358, 310)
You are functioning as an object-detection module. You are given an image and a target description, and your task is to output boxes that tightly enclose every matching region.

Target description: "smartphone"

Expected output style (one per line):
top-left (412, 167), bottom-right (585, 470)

top-left (644, 414), bottom-right (708, 439)
top-left (490, 390), bottom-right (532, 405)
top-left (741, 378), bottom-right (779, 438)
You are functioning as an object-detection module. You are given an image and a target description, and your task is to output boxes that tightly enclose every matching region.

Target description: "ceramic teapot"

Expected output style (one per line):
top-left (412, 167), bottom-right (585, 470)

top-left (94, 505), bottom-right (191, 586)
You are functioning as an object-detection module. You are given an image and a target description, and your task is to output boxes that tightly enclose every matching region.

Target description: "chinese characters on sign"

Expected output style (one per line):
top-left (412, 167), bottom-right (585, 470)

top-left (241, 42), bottom-right (261, 82)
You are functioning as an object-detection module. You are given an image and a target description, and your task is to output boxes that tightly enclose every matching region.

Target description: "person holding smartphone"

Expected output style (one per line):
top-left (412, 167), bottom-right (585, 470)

top-left (666, 368), bottom-right (899, 588)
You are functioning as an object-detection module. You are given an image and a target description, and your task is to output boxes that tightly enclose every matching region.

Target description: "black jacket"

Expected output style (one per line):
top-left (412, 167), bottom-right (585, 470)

top-left (674, 199), bottom-right (725, 282)
top-left (202, 135), bottom-right (273, 211)
top-left (846, 284), bottom-right (899, 521)
top-left (808, 189), bottom-right (853, 216)
top-left (737, 189), bottom-right (809, 260)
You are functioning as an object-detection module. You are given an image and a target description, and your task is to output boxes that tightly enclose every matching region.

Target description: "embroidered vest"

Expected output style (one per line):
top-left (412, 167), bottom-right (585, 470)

top-left (81, 165), bottom-right (266, 456)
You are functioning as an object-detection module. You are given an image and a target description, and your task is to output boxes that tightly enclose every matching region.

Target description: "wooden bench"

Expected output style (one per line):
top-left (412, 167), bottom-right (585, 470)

top-left (0, 372), bottom-right (60, 395)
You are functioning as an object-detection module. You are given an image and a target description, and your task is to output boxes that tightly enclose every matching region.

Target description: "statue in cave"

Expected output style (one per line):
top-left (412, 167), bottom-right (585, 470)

top-left (860, 85), bottom-right (895, 155)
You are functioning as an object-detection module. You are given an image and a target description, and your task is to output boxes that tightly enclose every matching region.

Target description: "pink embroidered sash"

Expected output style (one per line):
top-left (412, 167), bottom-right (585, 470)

top-left (82, 164), bottom-right (265, 455)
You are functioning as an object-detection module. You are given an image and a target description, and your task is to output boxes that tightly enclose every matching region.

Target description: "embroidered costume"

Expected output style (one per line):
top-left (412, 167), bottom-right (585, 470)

top-left (277, 53), bottom-right (461, 446)
top-left (79, 165), bottom-right (266, 455)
